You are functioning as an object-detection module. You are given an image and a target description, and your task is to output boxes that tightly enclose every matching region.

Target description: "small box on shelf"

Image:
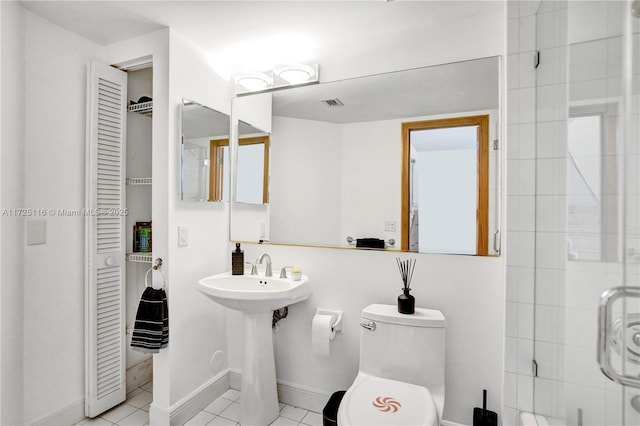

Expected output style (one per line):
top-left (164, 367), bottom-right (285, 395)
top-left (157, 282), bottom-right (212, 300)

top-left (133, 221), bottom-right (152, 253)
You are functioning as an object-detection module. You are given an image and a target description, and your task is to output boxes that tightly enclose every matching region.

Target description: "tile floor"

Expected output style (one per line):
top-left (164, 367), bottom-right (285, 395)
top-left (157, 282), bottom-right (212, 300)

top-left (75, 383), bottom-right (323, 426)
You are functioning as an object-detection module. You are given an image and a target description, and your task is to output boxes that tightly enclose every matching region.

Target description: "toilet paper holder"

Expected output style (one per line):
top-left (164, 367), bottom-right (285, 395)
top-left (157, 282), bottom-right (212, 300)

top-left (315, 308), bottom-right (343, 333)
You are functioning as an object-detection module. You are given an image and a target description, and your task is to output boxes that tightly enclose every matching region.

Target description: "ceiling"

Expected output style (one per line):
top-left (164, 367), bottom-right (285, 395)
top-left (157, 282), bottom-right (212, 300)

top-left (19, 1), bottom-right (503, 78)
top-left (271, 56), bottom-right (499, 123)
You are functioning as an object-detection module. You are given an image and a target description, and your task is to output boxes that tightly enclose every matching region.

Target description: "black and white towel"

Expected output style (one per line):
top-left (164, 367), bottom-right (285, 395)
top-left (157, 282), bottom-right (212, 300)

top-left (130, 287), bottom-right (168, 354)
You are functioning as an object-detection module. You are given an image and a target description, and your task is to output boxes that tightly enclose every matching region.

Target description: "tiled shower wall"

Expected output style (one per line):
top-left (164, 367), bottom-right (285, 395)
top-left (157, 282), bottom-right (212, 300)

top-left (506, 1), bottom-right (640, 424)
top-left (505, 0), bottom-right (569, 423)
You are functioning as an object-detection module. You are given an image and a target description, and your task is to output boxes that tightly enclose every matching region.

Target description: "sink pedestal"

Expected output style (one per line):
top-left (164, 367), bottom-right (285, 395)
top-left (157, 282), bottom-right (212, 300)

top-left (240, 311), bottom-right (280, 426)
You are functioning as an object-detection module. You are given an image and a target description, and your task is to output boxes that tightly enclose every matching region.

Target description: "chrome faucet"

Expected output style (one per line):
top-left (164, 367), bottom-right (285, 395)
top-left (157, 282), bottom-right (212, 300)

top-left (280, 266), bottom-right (294, 278)
top-left (256, 253), bottom-right (272, 277)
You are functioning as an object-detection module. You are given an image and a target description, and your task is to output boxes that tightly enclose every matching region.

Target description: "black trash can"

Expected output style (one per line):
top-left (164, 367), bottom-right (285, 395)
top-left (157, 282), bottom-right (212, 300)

top-left (323, 390), bottom-right (346, 426)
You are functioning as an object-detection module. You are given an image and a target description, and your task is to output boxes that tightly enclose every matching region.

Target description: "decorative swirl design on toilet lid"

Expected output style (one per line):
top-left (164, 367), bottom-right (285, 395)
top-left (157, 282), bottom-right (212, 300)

top-left (372, 396), bottom-right (401, 413)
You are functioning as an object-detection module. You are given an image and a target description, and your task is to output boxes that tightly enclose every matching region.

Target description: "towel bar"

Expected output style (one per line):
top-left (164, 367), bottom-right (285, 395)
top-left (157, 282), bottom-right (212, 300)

top-left (145, 258), bottom-right (166, 289)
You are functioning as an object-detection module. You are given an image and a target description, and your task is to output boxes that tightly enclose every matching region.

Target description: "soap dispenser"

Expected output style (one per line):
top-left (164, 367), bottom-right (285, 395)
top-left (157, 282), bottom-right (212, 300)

top-left (232, 243), bottom-right (244, 275)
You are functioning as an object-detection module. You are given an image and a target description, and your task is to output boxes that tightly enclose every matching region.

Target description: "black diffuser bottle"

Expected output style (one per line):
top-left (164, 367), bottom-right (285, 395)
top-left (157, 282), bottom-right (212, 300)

top-left (396, 258), bottom-right (416, 314)
top-left (398, 288), bottom-right (415, 315)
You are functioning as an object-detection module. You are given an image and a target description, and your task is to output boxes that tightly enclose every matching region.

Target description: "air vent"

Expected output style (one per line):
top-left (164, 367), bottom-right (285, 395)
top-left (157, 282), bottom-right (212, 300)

top-left (321, 98), bottom-right (344, 107)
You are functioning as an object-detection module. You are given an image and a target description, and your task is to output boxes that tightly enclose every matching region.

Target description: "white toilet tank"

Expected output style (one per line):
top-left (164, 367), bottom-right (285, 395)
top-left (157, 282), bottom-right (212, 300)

top-left (359, 304), bottom-right (445, 390)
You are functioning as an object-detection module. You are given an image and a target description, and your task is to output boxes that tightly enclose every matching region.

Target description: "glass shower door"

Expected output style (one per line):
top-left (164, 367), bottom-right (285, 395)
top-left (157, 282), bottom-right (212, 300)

top-left (536, 1), bottom-right (640, 424)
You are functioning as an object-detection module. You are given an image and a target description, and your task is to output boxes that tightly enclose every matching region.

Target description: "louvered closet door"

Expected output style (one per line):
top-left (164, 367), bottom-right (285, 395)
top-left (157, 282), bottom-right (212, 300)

top-left (85, 61), bottom-right (128, 418)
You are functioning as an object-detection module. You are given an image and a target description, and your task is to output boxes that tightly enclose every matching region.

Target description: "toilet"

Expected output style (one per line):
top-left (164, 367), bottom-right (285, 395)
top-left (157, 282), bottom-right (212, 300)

top-left (337, 304), bottom-right (446, 425)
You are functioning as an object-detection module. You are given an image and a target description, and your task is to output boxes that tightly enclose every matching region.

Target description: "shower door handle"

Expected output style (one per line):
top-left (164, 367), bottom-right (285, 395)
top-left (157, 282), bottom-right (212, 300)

top-left (597, 286), bottom-right (640, 388)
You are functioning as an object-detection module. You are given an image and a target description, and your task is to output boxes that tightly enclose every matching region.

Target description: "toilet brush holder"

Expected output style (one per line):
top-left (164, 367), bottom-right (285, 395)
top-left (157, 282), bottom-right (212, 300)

top-left (397, 288), bottom-right (415, 314)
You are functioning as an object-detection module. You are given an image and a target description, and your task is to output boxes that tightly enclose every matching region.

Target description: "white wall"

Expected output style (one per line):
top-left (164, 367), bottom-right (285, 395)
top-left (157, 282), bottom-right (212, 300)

top-left (0, 1), bottom-right (25, 424)
top-left (21, 9), bottom-right (105, 424)
top-left (166, 29), bottom-right (232, 408)
top-left (228, 5), bottom-right (506, 425)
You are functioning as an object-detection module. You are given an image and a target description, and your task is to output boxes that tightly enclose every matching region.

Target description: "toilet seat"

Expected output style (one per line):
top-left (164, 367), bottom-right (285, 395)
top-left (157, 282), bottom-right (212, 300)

top-left (337, 374), bottom-right (438, 426)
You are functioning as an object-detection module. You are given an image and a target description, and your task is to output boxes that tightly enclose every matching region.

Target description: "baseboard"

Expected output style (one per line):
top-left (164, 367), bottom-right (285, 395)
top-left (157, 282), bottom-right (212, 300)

top-left (442, 420), bottom-right (468, 426)
top-left (276, 379), bottom-right (332, 413)
top-left (126, 357), bottom-right (153, 391)
top-left (229, 369), bottom-right (332, 414)
top-left (166, 369), bottom-right (230, 425)
top-left (229, 368), bottom-right (242, 391)
top-left (31, 398), bottom-right (85, 426)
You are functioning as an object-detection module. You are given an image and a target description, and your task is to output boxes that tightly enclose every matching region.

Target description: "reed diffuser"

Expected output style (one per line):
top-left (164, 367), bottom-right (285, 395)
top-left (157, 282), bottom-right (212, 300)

top-left (396, 257), bottom-right (416, 314)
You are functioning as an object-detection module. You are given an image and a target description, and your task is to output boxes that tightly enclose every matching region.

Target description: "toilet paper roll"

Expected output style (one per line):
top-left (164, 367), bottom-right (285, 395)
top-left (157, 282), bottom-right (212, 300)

top-left (312, 314), bottom-right (336, 357)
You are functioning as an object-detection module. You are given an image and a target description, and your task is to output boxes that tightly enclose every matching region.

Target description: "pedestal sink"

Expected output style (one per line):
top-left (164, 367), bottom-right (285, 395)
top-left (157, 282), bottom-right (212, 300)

top-left (197, 271), bottom-right (311, 426)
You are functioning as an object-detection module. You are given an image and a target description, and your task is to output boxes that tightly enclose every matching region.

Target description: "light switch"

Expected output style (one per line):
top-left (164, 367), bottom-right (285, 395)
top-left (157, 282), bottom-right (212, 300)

top-left (27, 219), bottom-right (47, 245)
top-left (178, 225), bottom-right (188, 247)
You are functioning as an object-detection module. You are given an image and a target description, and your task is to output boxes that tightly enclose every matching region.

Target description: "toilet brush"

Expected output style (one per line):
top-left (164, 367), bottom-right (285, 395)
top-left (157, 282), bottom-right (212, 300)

top-left (473, 389), bottom-right (497, 426)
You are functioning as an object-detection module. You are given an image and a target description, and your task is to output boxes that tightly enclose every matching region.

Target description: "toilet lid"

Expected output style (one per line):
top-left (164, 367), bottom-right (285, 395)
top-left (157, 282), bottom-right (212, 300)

top-left (338, 375), bottom-right (438, 426)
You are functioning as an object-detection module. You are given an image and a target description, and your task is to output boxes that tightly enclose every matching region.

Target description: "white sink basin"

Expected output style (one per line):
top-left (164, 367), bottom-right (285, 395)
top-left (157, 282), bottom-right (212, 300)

top-left (197, 271), bottom-right (310, 313)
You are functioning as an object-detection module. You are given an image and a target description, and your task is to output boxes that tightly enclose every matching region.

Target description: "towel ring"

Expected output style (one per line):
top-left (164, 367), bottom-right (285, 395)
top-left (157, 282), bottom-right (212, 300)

top-left (145, 262), bottom-right (166, 290)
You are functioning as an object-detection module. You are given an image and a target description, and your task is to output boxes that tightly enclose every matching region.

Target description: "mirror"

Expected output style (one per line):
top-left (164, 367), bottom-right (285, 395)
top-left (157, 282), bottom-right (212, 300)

top-left (180, 99), bottom-right (230, 202)
top-left (236, 121), bottom-right (270, 205)
top-left (230, 56), bottom-right (501, 255)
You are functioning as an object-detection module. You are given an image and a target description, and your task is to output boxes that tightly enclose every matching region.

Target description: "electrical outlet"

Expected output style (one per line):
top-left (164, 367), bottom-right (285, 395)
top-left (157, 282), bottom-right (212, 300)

top-left (178, 225), bottom-right (188, 247)
top-left (384, 220), bottom-right (397, 232)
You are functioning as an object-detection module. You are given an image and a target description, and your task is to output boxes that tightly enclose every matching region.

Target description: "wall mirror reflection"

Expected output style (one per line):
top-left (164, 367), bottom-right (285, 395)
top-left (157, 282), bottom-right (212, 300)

top-left (231, 56), bottom-right (501, 255)
top-left (235, 121), bottom-right (270, 205)
top-left (180, 99), bottom-right (231, 202)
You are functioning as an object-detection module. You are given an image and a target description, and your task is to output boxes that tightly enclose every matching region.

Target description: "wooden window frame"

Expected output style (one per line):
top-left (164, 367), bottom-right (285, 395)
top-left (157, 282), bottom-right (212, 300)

top-left (210, 135), bottom-right (270, 203)
top-left (401, 115), bottom-right (489, 255)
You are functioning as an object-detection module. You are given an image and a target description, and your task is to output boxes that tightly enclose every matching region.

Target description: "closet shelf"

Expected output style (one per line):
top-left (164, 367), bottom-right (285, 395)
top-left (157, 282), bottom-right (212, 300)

top-left (126, 253), bottom-right (153, 263)
top-left (126, 177), bottom-right (152, 185)
top-left (128, 101), bottom-right (153, 116)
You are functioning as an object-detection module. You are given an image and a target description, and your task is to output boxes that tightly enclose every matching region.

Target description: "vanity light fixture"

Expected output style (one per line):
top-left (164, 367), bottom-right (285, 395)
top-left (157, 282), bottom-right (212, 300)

top-left (234, 63), bottom-right (319, 95)
top-left (235, 72), bottom-right (272, 91)
top-left (274, 63), bottom-right (316, 85)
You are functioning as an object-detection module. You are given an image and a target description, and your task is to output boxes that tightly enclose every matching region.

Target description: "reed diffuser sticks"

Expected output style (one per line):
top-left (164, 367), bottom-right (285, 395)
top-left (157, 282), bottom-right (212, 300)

top-left (396, 257), bottom-right (416, 291)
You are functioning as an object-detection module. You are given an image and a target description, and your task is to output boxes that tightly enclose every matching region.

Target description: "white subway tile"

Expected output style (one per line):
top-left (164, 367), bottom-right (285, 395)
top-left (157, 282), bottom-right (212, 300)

top-left (519, 15), bottom-right (537, 52)
top-left (536, 158), bottom-right (567, 196)
top-left (535, 304), bottom-right (564, 343)
top-left (505, 302), bottom-right (519, 338)
top-left (519, 231), bottom-right (536, 269)
top-left (505, 337), bottom-right (518, 373)
top-left (518, 123), bottom-right (536, 160)
top-left (503, 372), bottom-right (518, 408)
top-left (535, 341), bottom-right (565, 381)
top-left (508, 53), bottom-right (521, 89)
top-left (518, 302), bottom-right (535, 340)
top-left (537, 84), bottom-right (567, 123)
top-left (517, 338), bottom-right (534, 376)
top-left (519, 52), bottom-right (536, 88)
top-left (536, 195), bottom-right (566, 233)
top-left (516, 374), bottom-right (534, 411)
top-left (518, 267), bottom-right (535, 303)
top-left (519, 159), bottom-right (536, 196)
top-left (507, 197), bottom-right (519, 232)
top-left (535, 267), bottom-right (564, 307)
top-left (535, 231), bottom-right (565, 270)
top-left (518, 196), bottom-right (536, 232)
top-left (537, 47), bottom-right (567, 87)
top-left (519, 87), bottom-right (536, 124)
